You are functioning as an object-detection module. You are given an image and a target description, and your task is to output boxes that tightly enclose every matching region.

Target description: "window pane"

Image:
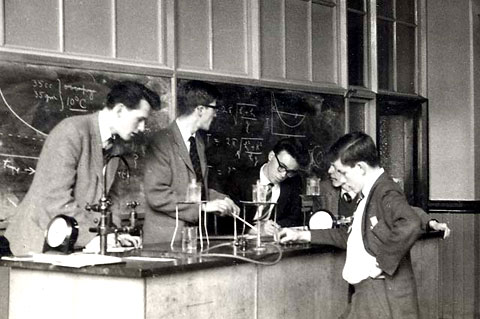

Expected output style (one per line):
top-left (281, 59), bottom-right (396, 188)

top-left (396, 24), bottom-right (416, 93)
top-left (348, 101), bottom-right (366, 132)
top-left (311, 4), bottom-right (337, 83)
top-left (397, 0), bottom-right (415, 24)
top-left (377, 0), bottom-right (393, 18)
top-left (348, 11), bottom-right (365, 86)
top-left (347, 0), bottom-right (364, 11)
top-left (378, 102), bottom-right (418, 204)
top-left (377, 19), bottom-right (394, 90)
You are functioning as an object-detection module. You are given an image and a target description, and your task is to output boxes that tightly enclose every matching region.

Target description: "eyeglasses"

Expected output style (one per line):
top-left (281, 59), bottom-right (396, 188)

top-left (201, 100), bottom-right (220, 110)
top-left (274, 153), bottom-right (298, 177)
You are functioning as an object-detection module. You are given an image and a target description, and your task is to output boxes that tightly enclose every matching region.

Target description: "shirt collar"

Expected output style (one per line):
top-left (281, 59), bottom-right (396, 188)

top-left (98, 110), bottom-right (113, 148)
top-left (341, 188), bottom-right (357, 200)
top-left (176, 118), bottom-right (195, 147)
top-left (259, 163), bottom-right (274, 186)
top-left (361, 167), bottom-right (385, 199)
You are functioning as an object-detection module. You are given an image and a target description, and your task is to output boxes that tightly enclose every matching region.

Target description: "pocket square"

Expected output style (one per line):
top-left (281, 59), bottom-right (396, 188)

top-left (370, 216), bottom-right (378, 229)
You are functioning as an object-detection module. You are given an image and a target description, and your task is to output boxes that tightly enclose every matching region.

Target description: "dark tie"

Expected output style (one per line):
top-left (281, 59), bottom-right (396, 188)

top-left (103, 136), bottom-right (115, 162)
top-left (188, 136), bottom-right (204, 198)
top-left (355, 192), bottom-right (364, 207)
top-left (345, 192), bottom-right (364, 233)
top-left (339, 193), bottom-right (355, 218)
top-left (102, 134), bottom-right (126, 163)
top-left (342, 192), bottom-right (353, 203)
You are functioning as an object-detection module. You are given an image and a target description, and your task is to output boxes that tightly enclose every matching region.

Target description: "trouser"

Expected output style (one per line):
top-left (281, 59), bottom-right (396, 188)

top-left (0, 236), bottom-right (12, 257)
top-left (340, 275), bottom-right (419, 319)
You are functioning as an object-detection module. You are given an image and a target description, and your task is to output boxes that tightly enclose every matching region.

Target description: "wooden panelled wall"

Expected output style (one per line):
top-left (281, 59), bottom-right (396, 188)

top-left (0, 0), bottom-right (345, 91)
top-left (428, 203), bottom-right (480, 319)
top-left (0, 1), bottom-right (478, 319)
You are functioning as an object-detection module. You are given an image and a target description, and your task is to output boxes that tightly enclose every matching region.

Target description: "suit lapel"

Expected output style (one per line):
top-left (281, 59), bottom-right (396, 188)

top-left (195, 133), bottom-right (207, 177)
top-left (89, 112), bottom-right (104, 179)
top-left (361, 173), bottom-right (386, 239)
top-left (90, 112), bottom-right (119, 194)
top-left (170, 122), bottom-right (195, 174)
top-left (105, 157), bottom-right (119, 192)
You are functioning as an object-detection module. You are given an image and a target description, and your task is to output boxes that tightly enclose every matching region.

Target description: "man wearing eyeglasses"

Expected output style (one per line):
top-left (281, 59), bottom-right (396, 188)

top-left (217, 137), bottom-right (309, 236)
top-left (143, 80), bottom-right (240, 244)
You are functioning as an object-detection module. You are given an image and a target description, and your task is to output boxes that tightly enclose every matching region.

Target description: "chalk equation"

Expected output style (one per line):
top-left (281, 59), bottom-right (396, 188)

top-left (216, 102), bottom-right (258, 134)
top-left (1, 157), bottom-right (37, 176)
top-left (31, 78), bottom-right (98, 112)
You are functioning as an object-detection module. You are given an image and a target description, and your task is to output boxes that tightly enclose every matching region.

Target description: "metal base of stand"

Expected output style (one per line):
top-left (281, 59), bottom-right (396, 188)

top-left (253, 245), bottom-right (267, 252)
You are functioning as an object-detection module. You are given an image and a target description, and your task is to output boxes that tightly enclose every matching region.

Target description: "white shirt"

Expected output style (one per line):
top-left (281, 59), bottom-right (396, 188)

top-left (342, 167), bottom-right (385, 284)
top-left (253, 164), bottom-right (280, 220)
top-left (175, 118), bottom-right (195, 151)
top-left (98, 110), bottom-right (113, 148)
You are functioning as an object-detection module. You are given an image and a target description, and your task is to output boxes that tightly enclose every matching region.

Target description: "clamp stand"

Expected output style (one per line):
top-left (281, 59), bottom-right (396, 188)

top-left (239, 201), bottom-right (277, 252)
top-left (85, 195), bottom-right (113, 255)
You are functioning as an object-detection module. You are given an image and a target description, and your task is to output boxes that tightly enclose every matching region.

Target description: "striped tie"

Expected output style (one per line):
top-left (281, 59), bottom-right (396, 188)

top-left (257, 183), bottom-right (273, 220)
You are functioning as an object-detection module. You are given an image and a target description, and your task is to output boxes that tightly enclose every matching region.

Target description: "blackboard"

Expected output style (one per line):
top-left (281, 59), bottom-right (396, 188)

top-left (0, 64), bottom-right (345, 222)
top-left (0, 61), bottom-right (171, 220)
top-left (177, 80), bottom-right (346, 189)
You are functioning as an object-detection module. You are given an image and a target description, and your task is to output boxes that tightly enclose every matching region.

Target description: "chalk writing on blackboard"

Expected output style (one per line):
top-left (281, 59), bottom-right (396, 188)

top-left (31, 78), bottom-right (100, 112)
top-left (2, 157), bottom-right (37, 175)
top-left (271, 92), bottom-right (308, 138)
top-left (0, 61), bottom-right (172, 221)
top-left (196, 80), bottom-right (345, 185)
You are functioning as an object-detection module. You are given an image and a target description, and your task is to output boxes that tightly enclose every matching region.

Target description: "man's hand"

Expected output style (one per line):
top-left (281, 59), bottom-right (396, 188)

top-left (204, 197), bottom-right (240, 216)
top-left (116, 233), bottom-right (142, 248)
top-left (279, 228), bottom-right (311, 243)
top-left (248, 220), bottom-right (280, 237)
top-left (84, 233), bottom-right (141, 253)
top-left (428, 220), bottom-right (451, 239)
top-left (263, 220), bottom-right (280, 236)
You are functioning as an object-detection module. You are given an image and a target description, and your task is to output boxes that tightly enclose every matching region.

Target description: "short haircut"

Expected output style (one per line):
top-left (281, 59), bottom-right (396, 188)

top-left (106, 81), bottom-right (161, 110)
top-left (273, 137), bottom-right (310, 167)
top-left (327, 131), bottom-right (380, 168)
top-left (177, 80), bottom-right (221, 116)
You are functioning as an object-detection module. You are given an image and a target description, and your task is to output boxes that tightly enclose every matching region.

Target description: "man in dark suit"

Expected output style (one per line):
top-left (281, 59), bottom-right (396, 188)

top-left (280, 132), bottom-right (446, 319)
top-left (143, 80), bottom-right (239, 244)
top-left (5, 81), bottom-right (161, 255)
top-left (217, 137), bottom-right (309, 236)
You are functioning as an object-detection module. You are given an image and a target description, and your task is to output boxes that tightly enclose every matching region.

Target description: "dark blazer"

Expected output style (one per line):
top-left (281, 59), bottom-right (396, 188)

top-left (216, 166), bottom-right (304, 234)
top-left (310, 172), bottom-right (424, 318)
top-left (5, 112), bottom-right (120, 255)
top-left (143, 121), bottom-right (225, 244)
top-left (311, 173), bottom-right (423, 274)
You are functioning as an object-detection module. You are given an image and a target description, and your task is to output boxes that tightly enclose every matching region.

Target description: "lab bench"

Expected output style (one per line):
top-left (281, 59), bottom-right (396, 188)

top-left (0, 233), bottom-right (442, 319)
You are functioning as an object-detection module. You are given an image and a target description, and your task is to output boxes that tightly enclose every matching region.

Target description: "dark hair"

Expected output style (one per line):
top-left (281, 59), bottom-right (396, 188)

top-left (327, 131), bottom-right (380, 168)
top-left (106, 81), bottom-right (161, 110)
top-left (273, 138), bottom-right (310, 167)
top-left (177, 80), bottom-right (221, 116)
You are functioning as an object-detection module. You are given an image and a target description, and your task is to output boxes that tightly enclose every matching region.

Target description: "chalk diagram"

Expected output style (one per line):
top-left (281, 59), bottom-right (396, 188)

top-left (0, 88), bottom-right (44, 177)
top-left (270, 92), bottom-right (307, 138)
top-left (0, 77), bottom-right (105, 177)
top-left (269, 92), bottom-right (331, 173)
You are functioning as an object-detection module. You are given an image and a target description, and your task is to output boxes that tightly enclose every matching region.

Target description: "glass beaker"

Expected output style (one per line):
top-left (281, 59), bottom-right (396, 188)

top-left (186, 179), bottom-right (201, 202)
top-left (306, 177), bottom-right (320, 196)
